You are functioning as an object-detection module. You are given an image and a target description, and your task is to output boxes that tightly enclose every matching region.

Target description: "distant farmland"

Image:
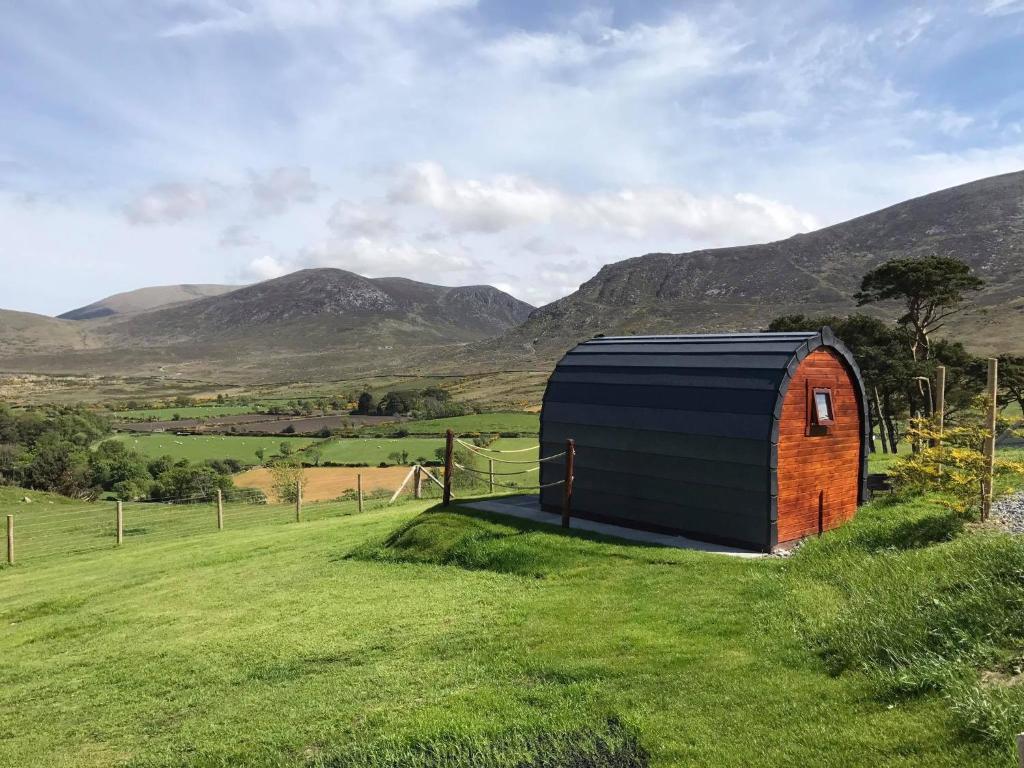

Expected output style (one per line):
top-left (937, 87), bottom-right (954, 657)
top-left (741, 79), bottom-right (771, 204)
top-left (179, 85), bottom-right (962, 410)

top-left (316, 437), bottom-right (446, 465)
top-left (109, 405), bottom-right (260, 421)
top-left (384, 412), bottom-right (539, 435)
top-left (106, 434), bottom-right (316, 463)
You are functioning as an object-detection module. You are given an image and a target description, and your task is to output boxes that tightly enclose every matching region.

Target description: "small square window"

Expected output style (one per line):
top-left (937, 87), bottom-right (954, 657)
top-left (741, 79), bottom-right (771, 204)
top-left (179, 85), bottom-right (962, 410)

top-left (813, 388), bottom-right (835, 426)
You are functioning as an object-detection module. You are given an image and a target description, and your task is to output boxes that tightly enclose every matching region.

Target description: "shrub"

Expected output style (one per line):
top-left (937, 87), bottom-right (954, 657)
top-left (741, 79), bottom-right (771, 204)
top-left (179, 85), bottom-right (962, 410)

top-left (890, 407), bottom-right (1024, 517)
top-left (269, 460), bottom-right (306, 503)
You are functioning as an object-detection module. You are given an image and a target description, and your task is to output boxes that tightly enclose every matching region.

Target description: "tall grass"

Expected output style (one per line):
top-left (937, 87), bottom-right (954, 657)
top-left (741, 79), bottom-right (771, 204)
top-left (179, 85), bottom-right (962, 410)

top-left (785, 495), bottom-right (1024, 752)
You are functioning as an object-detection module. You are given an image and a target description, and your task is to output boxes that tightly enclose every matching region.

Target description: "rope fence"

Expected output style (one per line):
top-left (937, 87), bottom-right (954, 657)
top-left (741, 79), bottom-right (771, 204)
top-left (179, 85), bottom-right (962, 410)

top-left (443, 429), bottom-right (577, 528)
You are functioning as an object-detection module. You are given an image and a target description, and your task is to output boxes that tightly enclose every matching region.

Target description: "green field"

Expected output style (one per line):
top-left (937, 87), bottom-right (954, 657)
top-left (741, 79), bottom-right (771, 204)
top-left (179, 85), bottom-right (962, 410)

top-left (108, 404), bottom-right (262, 421)
top-left (107, 433), bottom-right (316, 463)
top-left (389, 412), bottom-right (539, 435)
top-left (315, 437), bottom-right (447, 465)
top-left (2, 479), bottom-right (1021, 766)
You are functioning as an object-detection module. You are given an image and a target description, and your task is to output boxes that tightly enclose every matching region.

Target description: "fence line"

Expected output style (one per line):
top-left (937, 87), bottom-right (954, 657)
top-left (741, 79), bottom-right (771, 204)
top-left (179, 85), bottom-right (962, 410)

top-left (1, 491), bottom-right (398, 568)
top-left (444, 429), bottom-right (577, 528)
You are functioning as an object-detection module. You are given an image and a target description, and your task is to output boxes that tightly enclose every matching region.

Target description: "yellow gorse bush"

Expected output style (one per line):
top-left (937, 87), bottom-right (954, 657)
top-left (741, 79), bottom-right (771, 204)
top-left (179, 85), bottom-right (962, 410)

top-left (889, 397), bottom-right (1024, 516)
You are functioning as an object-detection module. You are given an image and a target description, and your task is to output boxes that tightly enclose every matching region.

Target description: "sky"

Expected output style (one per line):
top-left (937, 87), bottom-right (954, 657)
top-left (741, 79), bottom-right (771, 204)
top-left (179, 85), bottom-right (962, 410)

top-left (1, 1), bottom-right (1023, 316)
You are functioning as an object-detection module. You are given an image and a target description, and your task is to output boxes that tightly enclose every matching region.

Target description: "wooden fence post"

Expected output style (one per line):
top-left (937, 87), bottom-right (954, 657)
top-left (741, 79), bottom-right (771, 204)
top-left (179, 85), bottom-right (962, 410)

top-left (1016, 732), bottom-right (1024, 768)
top-left (561, 439), bottom-right (575, 529)
top-left (357, 473), bottom-right (363, 513)
top-left (443, 429), bottom-right (454, 507)
top-left (488, 458), bottom-right (494, 494)
top-left (935, 365), bottom-right (946, 441)
top-left (216, 489), bottom-right (224, 531)
top-left (295, 479), bottom-right (302, 523)
top-left (414, 465), bottom-right (422, 499)
top-left (982, 357), bottom-right (998, 521)
top-left (116, 501), bottom-right (123, 546)
top-left (6, 515), bottom-right (13, 566)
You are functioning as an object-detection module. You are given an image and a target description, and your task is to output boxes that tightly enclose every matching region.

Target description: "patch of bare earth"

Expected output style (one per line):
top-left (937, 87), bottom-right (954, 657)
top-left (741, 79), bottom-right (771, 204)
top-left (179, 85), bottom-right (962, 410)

top-left (235, 466), bottom-right (416, 502)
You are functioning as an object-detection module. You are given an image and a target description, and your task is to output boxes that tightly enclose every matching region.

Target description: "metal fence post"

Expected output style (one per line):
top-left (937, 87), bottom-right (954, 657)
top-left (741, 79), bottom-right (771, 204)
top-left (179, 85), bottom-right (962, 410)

top-left (6, 515), bottom-right (13, 565)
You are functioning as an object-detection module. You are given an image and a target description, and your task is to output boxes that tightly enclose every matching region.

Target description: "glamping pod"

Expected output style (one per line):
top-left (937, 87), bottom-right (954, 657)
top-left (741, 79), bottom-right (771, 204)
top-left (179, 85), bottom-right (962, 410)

top-left (539, 328), bottom-right (868, 552)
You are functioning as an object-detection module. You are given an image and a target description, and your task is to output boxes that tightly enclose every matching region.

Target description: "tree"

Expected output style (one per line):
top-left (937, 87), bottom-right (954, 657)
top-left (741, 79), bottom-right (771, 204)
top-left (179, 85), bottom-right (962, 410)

top-left (854, 256), bottom-right (983, 361)
top-left (24, 434), bottom-right (92, 498)
top-left (89, 440), bottom-right (150, 500)
top-left (255, 448), bottom-right (265, 464)
top-left (356, 392), bottom-right (375, 415)
top-left (150, 464), bottom-right (229, 501)
top-left (279, 442), bottom-right (293, 456)
top-left (999, 355), bottom-right (1024, 416)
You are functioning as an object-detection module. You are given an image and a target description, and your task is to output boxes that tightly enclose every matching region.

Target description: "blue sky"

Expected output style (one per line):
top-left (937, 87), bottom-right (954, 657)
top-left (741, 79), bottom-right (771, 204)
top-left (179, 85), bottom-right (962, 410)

top-left (1, 0), bottom-right (1023, 315)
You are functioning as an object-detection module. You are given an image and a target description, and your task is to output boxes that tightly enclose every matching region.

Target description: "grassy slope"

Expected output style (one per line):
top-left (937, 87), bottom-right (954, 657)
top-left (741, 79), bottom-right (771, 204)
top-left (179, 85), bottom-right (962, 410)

top-left (0, 496), bottom-right (1007, 767)
top-left (106, 433), bottom-right (316, 463)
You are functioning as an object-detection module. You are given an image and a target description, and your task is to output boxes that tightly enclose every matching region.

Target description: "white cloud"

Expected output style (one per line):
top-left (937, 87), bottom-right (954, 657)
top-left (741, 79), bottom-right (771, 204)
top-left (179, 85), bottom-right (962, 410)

top-left (123, 167), bottom-right (319, 225)
top-left (388, 161), bottom-right (817, 243)
top-left (328, 200), bottom-right (401, 237)
top-left (240, 234), bottom-right (475, 283)
top-left (122, 181), bottom-right (226, 224)
top-left (389, 161), bottom-right (564, 233)
top-left (980, 0), bottom-right (1024, 16)
top-left (248, 166), bottom-right (321, 216)
top-left (242, 253), bottom-right (289, 281)
top-left (160, 0), bottom-right (476, 37)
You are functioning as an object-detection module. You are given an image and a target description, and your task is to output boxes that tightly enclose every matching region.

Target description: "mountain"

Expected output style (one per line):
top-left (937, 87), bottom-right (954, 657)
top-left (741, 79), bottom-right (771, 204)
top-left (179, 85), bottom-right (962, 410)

top-left (0, 269), bottom-right (534, 382)
top-left (59, 284), bottom-right (239, 320)
top-left (471, 170), bottom-right (1024, 368)
top-left (0, 309), bottom-right (100, 356)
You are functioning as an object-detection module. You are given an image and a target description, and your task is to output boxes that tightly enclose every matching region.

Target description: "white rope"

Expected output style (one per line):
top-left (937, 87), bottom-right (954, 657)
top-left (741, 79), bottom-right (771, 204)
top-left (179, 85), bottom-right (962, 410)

top-left (455, 439), bottom-right (564, 464)
top-left (454, 439), bottom-right (539, 454)
top-left (465, 474), bottom-right (567, 491)
top-left (453, 462), bottom-right (539, 476)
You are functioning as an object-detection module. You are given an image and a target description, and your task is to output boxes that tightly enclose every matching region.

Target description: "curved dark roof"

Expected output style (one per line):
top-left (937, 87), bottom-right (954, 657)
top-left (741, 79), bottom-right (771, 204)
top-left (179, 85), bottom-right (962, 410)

top-left (539, 327), bottom-right (869, 551)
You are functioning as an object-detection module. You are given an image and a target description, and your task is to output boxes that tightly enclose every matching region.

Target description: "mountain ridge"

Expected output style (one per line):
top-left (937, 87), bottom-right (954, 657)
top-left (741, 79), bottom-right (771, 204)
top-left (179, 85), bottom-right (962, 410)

top-left (462, 169), bottom-right (1024, 368)
top-left (59, 283), bottom-right (239, 321)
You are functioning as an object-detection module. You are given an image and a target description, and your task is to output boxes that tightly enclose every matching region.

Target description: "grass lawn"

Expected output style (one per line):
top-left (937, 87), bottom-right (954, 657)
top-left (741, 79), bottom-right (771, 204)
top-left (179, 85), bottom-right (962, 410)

top-left (313, 437), bottom-right (449, 466)
top-left (2, 479), bottom-right (1021, 765)
top-left (867, 442), bottom-right (906, 474)
top-left (108, 405), bottom-right (261, 421)
top-left (387, 412), bottom-right (539, 435)
top-left (105, 433), bottom-right (316, 463)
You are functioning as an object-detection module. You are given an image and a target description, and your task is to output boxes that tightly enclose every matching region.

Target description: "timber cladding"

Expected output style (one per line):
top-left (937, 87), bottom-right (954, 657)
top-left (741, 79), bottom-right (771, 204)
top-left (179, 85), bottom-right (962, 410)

top-left (539, 328), bottom-right (868, 552)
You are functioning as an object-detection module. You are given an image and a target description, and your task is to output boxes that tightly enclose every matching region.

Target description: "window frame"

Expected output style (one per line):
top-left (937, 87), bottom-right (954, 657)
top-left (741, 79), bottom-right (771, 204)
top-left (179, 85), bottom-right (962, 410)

top-left (811, 387), bottom-right (835, 427)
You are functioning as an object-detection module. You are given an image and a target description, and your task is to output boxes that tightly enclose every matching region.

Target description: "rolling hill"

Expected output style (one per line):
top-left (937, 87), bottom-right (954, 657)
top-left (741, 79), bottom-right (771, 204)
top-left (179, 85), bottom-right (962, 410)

top-left (58, 283), bottom-right (239, 320)
top-left (0, 269), bottom-right (534, 381)
top-left (1, 171), bottom-right (1022, 383)
top-left (468, 169), bottom-right (1024, 368)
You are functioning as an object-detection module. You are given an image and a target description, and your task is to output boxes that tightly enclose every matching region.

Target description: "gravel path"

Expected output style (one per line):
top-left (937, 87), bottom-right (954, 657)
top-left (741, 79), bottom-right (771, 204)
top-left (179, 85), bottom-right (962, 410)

top-left (992, 491), bottom-right (1024, 534)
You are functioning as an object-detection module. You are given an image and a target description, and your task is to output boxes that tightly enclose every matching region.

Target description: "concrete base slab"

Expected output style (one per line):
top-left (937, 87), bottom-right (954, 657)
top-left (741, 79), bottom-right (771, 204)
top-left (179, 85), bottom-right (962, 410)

top-left (462, 495), bottom-right (765, 558)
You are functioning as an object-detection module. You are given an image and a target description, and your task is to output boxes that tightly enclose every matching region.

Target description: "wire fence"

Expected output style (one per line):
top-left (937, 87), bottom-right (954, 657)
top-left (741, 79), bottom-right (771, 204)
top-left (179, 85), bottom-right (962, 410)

top-left (1, 492), bottom-right (398, 568)
top-left (0, 437), bottom-right (554, 569)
